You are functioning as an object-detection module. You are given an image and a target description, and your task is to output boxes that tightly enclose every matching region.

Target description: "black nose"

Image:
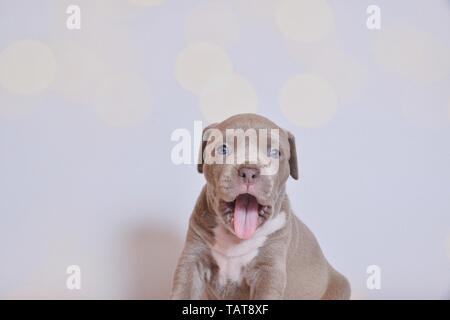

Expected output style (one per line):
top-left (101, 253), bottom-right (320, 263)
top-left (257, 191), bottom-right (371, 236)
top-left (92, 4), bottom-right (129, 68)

top-left (238, 167), bottom-right (260, 184)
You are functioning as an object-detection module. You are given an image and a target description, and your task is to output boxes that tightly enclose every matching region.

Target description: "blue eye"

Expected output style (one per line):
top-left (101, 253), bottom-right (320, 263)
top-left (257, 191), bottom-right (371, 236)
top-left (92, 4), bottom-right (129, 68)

top-left (268, 148), bottom-right (280, 158)
top-left (217, 144), bottom-right (230, 155)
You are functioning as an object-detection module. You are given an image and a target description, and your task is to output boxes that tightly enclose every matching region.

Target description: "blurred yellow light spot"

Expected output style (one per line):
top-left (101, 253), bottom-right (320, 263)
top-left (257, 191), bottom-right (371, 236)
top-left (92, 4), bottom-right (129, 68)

top-left (232, 0), bottom-right (277, 24)
top-left (199, 74), bottom-right (257, 122)
top-left (53, 42), bottom-right (108, 104)
top-left (281, 33), bottom-right (363, 104)
top-left (0, 40), bottom-right (57, 95)
top-left (279, 74), bottom-right (337, 128)
top-left (186, 1), bottom-right (239, 47)
top-left (275, 0), bottom-right (333, 43)
top-left (93, 73), bottom-right (153, 127)
top-left (304, 49), bottom-right (365, 103)
top-left (175, 43), bottom-right (233, 95)
top-left (373, 25), bottom-right (450, 83)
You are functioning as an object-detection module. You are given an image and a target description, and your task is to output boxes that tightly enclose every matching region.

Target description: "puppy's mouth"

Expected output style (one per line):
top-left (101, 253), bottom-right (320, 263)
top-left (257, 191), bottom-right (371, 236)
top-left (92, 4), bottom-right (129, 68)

top-left (219, 194), bottom-right (271, 240)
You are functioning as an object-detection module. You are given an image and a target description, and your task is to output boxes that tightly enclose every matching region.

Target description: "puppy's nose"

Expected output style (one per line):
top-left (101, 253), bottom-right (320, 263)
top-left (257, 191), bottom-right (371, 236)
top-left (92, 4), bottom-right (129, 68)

top-left (238, 167), bottom-right (260, 184)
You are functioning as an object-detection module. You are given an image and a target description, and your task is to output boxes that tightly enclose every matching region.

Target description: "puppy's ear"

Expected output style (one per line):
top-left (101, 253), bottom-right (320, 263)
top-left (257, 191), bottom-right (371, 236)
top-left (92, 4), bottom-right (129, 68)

top-left (287, 131), bottom-right (299, 180)
top-left (197, 123), bottom-right (217, 174)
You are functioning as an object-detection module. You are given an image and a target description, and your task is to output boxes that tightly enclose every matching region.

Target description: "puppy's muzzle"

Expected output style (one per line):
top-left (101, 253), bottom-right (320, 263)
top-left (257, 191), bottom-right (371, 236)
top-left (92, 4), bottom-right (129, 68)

top-left (238, 166), bottom-right (260, 185)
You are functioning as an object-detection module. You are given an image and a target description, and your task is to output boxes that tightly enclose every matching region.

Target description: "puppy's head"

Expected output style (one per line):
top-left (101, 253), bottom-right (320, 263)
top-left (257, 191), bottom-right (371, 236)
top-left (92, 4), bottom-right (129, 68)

top-left (198, 113), bottom-right (298, 240)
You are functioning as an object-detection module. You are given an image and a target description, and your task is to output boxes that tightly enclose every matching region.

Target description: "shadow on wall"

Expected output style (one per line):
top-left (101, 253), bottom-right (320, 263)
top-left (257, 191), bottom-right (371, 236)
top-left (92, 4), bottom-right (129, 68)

top-left (125, 224), bottom-right (184, 299)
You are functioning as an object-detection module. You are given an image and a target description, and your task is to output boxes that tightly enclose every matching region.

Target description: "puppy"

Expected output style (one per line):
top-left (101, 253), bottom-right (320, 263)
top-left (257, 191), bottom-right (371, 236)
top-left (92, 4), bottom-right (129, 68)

top-left (171, 113), bottom-right (350, 299)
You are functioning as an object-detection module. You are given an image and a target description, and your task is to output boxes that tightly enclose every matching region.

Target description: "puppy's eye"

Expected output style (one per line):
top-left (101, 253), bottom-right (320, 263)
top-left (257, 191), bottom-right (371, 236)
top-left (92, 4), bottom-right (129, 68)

top-left (217, 144), bottom-right (230, 156)
top-left (268, 148), bottom-right (281, 158)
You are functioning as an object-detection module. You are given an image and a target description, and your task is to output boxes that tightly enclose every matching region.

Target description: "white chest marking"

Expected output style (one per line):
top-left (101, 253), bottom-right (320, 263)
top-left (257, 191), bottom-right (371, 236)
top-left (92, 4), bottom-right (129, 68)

top-left (211, 212), bottom-right (286, 286)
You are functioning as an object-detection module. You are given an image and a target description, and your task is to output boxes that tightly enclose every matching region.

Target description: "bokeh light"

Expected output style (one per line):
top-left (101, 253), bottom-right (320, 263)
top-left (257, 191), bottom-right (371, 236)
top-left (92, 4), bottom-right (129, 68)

top-left (279, 74), bottom-right (337, 128)
top-left (373, 24), bottom-right (450, 83)
top-left (199, 73), bottom-right (257, 122)
top-left (232, 0), bottom-right (277, 25)
top-left (275, 0), bottom-right (333, 43)
top-left (174, 43), bottom-right (233, 95)
top-left (52, 42), bottom-right (109, 106)
top-left (303, 48), bottom-right (365, 103)
top-left (0, 40), bottom-right (57, 95)
top-left (185, 1), bottom-right (239, 47)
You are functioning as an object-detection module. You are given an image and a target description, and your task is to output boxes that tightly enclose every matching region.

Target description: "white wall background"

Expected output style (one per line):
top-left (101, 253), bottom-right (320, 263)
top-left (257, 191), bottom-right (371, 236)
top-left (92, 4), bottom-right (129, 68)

top-left (0, 0), bottom-right (449, 299)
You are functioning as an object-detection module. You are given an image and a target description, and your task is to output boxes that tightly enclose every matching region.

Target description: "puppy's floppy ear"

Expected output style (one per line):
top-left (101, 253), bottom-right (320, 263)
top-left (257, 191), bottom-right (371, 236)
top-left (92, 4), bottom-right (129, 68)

top-left (197, 123), bottom-right (217, 173)
top-left (287, 131), bottom-right (299, 180)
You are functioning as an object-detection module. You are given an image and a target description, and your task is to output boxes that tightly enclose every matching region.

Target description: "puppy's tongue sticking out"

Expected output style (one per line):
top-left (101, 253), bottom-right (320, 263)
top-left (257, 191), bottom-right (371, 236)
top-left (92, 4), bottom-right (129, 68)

top-left (233, 194), bottom-right (259, 240)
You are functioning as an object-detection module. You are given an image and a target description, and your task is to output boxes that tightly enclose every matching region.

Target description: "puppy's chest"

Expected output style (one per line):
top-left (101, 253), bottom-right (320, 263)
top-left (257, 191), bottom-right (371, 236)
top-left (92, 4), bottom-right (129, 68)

top-left (209, 235), bottom-right (263, 289)
top-left (206, 213), bottom-right (286, 298)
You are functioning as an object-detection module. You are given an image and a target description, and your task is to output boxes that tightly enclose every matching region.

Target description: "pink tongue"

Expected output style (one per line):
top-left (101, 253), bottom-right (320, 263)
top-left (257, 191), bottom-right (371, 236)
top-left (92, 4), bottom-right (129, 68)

top-left (233, 194), bottom-right (259, 240)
